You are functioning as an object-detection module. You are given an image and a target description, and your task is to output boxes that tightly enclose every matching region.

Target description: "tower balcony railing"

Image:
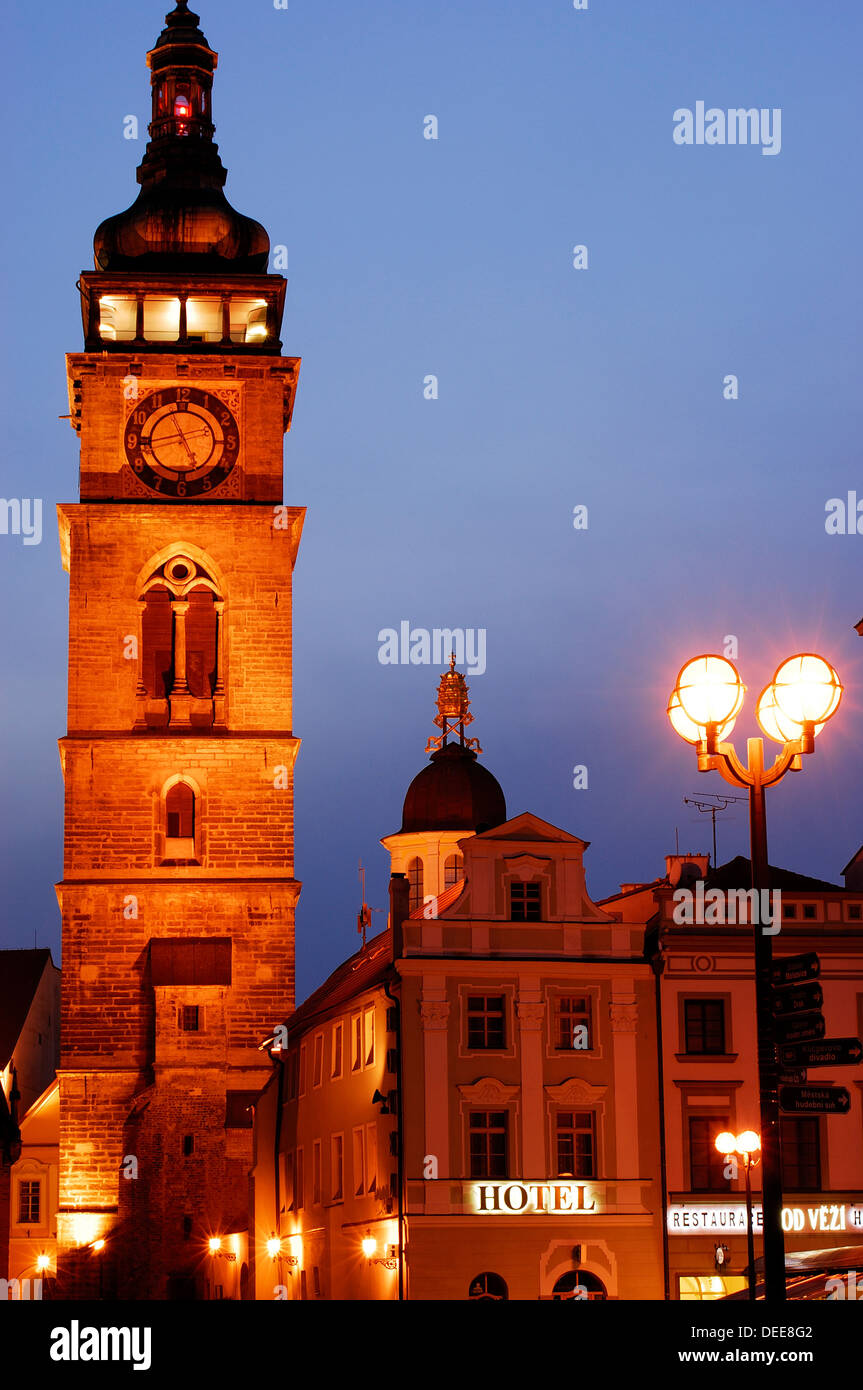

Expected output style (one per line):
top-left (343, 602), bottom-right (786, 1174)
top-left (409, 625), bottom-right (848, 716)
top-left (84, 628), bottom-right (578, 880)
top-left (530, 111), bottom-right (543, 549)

top-left (78, 273), bottom-right (287, 354)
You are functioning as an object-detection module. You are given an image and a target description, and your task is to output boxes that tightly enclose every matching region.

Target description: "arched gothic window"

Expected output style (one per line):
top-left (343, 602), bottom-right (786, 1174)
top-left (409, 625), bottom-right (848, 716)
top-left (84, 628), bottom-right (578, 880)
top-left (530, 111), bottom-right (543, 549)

top-left (163, 781), bottom-right (198, 865)
top-left (166, 783), bottom-right (195, 839)
top-left (136, 554), bottom-right (225, 731)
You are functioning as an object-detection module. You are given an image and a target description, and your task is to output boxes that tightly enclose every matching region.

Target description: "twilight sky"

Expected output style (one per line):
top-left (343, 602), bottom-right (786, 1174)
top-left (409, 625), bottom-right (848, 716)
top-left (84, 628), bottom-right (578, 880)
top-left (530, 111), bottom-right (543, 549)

top-left (1, 0), bottom-right (861, 1001)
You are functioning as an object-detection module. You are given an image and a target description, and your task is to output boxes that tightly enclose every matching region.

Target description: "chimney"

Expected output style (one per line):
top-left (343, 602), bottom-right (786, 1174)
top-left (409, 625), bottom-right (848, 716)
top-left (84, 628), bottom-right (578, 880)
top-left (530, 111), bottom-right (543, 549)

top-left (389, 873), bottom-right (410, 959)
top-left (665, 854), bottom-right (710, 888)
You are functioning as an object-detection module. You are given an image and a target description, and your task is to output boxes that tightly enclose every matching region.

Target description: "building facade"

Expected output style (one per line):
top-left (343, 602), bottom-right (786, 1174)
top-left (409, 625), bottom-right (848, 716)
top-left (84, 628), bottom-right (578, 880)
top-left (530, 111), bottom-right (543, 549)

top-left (251, 673), bottom-right (666, 1299)
top-left (55, 1), bottom-right (301, 1299)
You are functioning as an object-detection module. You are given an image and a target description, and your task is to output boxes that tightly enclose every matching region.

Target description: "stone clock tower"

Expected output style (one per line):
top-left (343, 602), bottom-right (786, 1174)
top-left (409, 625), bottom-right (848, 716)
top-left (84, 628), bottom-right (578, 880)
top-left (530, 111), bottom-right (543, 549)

top-left (56, 1), bottom-right (301, 1299)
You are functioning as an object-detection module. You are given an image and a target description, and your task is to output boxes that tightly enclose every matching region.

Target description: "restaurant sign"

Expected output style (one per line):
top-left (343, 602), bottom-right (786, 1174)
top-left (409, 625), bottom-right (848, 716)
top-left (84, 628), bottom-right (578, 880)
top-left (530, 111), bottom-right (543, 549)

top-left (668, 1202), bottom-right (863, 1234)
top-left (472, 1182), bottom-right (600, 1214)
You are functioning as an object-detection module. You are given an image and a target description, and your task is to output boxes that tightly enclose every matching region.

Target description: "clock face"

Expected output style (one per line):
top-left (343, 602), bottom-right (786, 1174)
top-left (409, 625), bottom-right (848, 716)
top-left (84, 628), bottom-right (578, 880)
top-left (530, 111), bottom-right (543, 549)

top-left (124, 386), bottom-right (239, 498)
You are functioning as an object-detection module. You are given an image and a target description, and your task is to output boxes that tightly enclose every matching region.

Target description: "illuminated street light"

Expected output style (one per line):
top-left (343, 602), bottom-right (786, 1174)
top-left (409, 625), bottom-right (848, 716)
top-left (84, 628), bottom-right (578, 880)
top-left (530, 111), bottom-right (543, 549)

top-left (361, 1237), bottom-right (377, 1259)
top-left (266, 1236), bottom-right (282, 1260)
top-left (36, 1254), bottom-right (51, 1273)
top-left (668, 651), bottom-right (842, 1305)
top-left (716, 1130), bottom-right (763, 1302)
top-left (208, 1237), bottom-right (222, 1255)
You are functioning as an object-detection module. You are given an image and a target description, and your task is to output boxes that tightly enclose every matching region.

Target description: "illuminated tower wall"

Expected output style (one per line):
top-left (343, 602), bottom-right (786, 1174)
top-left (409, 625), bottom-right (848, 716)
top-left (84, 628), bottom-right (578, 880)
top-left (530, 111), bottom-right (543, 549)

top-left (55, 0), bottom-right (301, 1299)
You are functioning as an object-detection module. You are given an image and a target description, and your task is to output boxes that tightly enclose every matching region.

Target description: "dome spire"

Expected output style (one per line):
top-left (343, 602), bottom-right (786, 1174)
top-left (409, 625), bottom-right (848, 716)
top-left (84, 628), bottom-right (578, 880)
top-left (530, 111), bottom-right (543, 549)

top-left (91, 1), bottom-right (270, 272)
top-left (426, 655), bottom-right (481, 754)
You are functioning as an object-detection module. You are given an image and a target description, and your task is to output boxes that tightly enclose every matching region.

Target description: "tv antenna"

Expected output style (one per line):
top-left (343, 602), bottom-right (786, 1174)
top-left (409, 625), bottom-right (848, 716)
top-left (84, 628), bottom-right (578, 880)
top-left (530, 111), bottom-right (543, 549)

top-left (356, 860), bottom-right (384, 947)
top-left (683, 793), bottom-right (747, 870)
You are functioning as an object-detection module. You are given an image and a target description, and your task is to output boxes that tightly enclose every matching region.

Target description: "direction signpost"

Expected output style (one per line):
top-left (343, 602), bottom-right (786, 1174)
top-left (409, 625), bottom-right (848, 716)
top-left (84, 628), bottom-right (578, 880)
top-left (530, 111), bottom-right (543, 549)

top-left (773, 1012), bottom-right (826, 1044)
top-left (771, 952), bottom-right (821, 987)
top-left (780, 1037), bottom-right (863, 1069)
top-left (778, 1085), bottom-right (851, 1115)
top-left (771, 982), bottom-right (823, 1017)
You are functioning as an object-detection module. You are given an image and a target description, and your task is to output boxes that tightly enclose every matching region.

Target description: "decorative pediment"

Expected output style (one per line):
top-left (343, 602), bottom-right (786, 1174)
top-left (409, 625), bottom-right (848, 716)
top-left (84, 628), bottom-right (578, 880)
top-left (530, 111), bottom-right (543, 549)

top-left (475, 812), bottom-right (588, 846)
top-left (502, 854), bottom-right (551, 877)
top-left (545, 1077), bottom-right (607, 1105)
top-left (458, 1077), bottom-right (520, 1104)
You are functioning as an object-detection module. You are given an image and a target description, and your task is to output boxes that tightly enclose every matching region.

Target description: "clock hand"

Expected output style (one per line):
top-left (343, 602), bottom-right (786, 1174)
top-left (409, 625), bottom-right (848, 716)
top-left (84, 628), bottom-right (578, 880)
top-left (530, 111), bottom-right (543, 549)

top-left (170, 415), bottom-right (197, 464)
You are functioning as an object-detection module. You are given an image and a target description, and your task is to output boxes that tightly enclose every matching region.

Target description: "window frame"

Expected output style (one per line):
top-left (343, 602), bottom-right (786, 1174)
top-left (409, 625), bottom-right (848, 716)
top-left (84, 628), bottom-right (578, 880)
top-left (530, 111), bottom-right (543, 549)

top-left (468, 1109), bottom-right (509, 1180)
top-left (331, 1021), bottom-right (344, 1080)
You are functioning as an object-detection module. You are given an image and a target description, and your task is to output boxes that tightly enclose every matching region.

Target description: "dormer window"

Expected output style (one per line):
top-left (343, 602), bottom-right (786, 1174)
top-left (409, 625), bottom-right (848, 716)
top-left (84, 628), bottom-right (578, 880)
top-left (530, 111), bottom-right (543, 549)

top-left (510, 881), bottom-right (541, 921)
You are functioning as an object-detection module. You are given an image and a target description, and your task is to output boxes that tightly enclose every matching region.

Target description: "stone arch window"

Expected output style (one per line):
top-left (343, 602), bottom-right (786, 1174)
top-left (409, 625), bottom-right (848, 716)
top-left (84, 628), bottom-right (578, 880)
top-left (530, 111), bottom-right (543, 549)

top-left (551, 1269), bottom-right (607, 1301)
top-left (161, 776), bottom-right (201, 866)
top-left (408, 857), bottom-right (424, 914)
top-left (136, 552), bottom-right (226, 730)
top-left (468, 1272), bottom-right (508, 1301)
top-left (444, 854), bottom-right (463, 889)
top-left (166, 782), bottom-right (194, 839)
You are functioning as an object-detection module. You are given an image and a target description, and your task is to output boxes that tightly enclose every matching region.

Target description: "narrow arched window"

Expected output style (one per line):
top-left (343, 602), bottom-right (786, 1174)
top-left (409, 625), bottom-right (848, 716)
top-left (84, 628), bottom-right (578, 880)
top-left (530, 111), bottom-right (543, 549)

top-left (444, 854), bottom-right (463, 889)
top-left (408, 857), bottom-right (424, 914)
top-left (166, 783), bottom-right (195, 839)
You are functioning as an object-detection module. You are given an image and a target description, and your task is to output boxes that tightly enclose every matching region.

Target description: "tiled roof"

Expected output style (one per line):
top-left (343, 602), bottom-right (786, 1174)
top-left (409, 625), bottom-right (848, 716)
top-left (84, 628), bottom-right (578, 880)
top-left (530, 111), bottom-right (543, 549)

top-left (408, 876), bottom-right (467, 919)
top-left (0, 949), bottom-right (53, 1066)
top-left (286, 929), bottom-right (393, 1038)
top-left (706, 856), bottom-right (841, 892)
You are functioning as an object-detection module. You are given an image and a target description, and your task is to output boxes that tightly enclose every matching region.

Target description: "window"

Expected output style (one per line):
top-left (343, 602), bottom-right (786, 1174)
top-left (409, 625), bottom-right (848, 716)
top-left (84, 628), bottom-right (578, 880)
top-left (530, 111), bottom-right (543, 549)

top-left (469, 1272), bottom-right (508, 1300)
top-left (298, 1043), bottom-right (307, 1097)
top-left (469, 1111), bottom-right (508, 1179)
top-left (363, 1006), bottom-right (375, 1067)
top-left (467, 995), bottom-right (506, 1050)
top-left (556, 996), bottom-right (592, 1051)
top-left (17, 1180), bottom-right (40, 1225)
top-left (179, 1005), bottom-right (200, 1032)
top-left (365, 1123), bottom-right (377, 1194)
top-left (351, 1014), bottom-right (362, 1072)
top-left (183, 1215), bottom-right (193, 1241)
top-left (803, 904), bottom-right (817, 920)
top-left (688, 1116), bottom-right (730, 1191)
top-left (284, 1152), bottom-right (294, 1210)
top-left (312, 1033), bottom-right (324, 1088)
top-left (510, 881), bottom-right (541, 921)
top-left (353, 1128), bottom-right (365, 1197)
top-left (444, 854), bottom-right (463, 888)
top-left (225, 1092), bottom-right (257, 1129)
top-left (552, 1270), bottom-right (607, 1301)
top-left (781, 1118), bottom-right (821, 1191)
top-left (331, 1135), bottom-right (344, 1201)
top-left (286, 1049), bottom-right (299, 1100)
top-left (295, 1149), bottom-right (304, 1211)
top-left (182, 1134), bottom-right (194, 1156)
top-left (166, 782), bottom-right (195, 839)
top-left (849, 904), bottom-right (862, 920)
top-left (556, 1111), bottom-right (596, 1178)
top-left (783, 904), bottom-right (798, 920)
top-left (408, 857), bottom-right (424, 913)
top-left (331, 1022), bottom-right (343, 1079)
top-left (684, 999), bottom-right (726, 1055)
top-left (313, 1140), bottom-right (322, 1206)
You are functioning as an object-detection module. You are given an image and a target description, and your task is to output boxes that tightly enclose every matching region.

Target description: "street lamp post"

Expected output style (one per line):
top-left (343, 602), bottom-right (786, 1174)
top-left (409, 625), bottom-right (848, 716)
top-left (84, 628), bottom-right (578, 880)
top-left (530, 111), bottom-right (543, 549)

top-left (668, 652), bottom-right (843, 1304)
top-left (716, 1130), bottom-right (762, 1301)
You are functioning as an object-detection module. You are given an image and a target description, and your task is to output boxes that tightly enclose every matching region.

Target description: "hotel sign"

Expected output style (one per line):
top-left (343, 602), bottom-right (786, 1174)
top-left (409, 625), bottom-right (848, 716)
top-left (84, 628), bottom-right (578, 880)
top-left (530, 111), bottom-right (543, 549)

top-left (472, 1182), bottom-right (601, 1214)
top-left (668, 1202), bottom-right (863, 1235)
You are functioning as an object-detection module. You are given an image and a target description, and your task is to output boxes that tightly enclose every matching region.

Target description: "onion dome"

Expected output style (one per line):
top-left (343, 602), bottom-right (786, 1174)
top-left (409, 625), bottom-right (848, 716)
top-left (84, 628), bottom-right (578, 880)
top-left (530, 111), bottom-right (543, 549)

top-left (400, 657), bottom-right (506, 833)
top-left (401, 743), bottom-right (506, 833)
top-left (93, 2), bottom-right (269, 272)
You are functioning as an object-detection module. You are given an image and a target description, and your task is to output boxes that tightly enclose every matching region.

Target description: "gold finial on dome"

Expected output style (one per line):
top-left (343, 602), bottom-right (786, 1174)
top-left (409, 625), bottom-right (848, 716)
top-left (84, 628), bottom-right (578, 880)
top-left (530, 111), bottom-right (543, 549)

top-left (425, 654), bottom-right (481, 754)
